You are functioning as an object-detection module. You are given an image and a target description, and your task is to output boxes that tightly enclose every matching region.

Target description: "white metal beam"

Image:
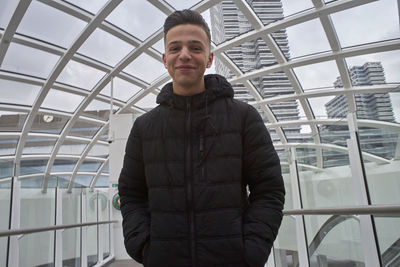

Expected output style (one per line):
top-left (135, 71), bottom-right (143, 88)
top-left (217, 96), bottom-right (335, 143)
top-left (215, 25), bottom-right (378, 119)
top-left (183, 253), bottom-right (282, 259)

top-left (0, 0), bottom-right (32, 66)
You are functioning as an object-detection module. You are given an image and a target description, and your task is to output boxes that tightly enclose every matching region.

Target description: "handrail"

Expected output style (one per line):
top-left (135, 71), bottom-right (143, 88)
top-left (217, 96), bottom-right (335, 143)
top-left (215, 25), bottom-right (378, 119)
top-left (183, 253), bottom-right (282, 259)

top-left (283, 205), bottom-right (400, 217)
top-left (0, 220), bottom-right (118, 238)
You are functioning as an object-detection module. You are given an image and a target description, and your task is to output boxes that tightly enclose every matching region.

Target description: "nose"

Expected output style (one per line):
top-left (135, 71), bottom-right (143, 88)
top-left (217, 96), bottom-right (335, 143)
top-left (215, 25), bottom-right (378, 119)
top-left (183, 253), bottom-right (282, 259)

top-left (178, 46), bottom-right (191, 61)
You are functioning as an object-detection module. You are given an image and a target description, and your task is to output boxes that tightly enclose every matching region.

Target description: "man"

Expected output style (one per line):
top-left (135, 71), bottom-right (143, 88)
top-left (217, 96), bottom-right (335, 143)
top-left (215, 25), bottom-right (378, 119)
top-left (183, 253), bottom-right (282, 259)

top-left (119, 9), bottom-right (285, 267)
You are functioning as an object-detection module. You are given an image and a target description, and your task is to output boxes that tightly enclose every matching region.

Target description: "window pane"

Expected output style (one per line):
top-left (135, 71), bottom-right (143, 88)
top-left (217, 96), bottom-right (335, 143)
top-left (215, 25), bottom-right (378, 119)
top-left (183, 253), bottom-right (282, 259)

top-left (123, 53), bottom-right (165, 84)
top-left (57, 60), bottom-right (106, 90)
top-left (0, 136), bottom-right (18, 156)
top-left (0, 0), bottom-right (19, 28)
top-left (42, 88), bottom-right (85, 113)
top-left (23, 136), bottom-right (56, 155)
top-left (106, 1), bottom-right (166, 41)
top-left (293, 60), bottom-right (340, 90)
top-left (17, 0), bottom-right (86, 48)
top-left (31, 113), bottom-right (68, 135)
top-left (65, 0), bottom-right (108, 14)
top-left (282, 0), bottom-right (313, 17)
top-left (286, 19), bottom-right (331, 59)
top-left (100, 77), bottom-right (142, 102)
top-left (78, 28), bottom-right (135, 67)
top-left (331, 0), bottom-right (399, 48)
top-left (0, 79), bottom-right (40, 106)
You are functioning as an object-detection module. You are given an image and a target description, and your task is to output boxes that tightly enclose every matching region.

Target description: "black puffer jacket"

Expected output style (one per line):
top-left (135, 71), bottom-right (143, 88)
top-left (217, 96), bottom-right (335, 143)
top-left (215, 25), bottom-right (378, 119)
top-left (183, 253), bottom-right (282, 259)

top-left (119, 74), bottom-right (285, 267)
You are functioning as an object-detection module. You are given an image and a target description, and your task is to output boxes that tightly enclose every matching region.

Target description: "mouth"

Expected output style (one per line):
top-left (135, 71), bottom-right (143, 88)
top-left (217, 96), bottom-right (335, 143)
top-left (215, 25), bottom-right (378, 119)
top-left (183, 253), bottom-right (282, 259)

top-left (176, 65), bottom-right (195, 71)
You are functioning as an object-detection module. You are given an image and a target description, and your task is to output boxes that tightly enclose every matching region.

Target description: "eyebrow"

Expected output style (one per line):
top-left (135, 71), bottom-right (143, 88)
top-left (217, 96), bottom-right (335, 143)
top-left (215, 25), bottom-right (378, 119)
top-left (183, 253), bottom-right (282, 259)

top-left (167, 40), bottom-right (205, 46)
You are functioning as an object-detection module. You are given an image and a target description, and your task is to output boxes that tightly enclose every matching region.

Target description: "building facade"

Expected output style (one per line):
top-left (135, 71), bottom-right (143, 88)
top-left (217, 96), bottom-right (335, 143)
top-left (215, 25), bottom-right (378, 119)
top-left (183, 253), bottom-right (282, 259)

top-left (210, 0), bottom-right (300, 140)
top-left (326, 62), bottom-right (395, 122)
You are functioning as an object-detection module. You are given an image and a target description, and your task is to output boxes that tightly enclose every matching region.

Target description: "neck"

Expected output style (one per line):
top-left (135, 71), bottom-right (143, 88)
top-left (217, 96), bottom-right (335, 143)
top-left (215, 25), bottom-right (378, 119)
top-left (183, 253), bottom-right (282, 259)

top-left (172, 80), bottom-right (205, 96)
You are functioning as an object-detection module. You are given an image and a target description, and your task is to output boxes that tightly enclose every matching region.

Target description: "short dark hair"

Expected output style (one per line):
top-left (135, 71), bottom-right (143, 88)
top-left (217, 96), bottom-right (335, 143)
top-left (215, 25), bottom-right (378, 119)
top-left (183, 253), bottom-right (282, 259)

top-left (163, 9), bottom-right (211, 45)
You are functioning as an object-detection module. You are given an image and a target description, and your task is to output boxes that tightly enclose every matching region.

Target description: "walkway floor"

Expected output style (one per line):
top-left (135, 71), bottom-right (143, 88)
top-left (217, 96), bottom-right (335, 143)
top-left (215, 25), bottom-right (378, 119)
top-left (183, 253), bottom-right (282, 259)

top-left (105, 259), bottom-right (142, 267)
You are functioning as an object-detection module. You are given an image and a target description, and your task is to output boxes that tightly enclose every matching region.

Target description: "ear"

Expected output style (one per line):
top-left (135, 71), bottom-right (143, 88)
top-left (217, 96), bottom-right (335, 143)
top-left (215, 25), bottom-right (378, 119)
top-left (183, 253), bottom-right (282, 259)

top-left (207, 52), bottom-right (214, 68)
top-left (162, 53), bottom-right (167, 68)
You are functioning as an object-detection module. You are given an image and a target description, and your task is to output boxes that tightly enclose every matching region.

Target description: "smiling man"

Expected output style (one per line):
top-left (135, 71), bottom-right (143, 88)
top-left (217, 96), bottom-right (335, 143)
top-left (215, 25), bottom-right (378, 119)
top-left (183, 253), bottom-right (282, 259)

top-left (118, 10), bottom-right (285, 267)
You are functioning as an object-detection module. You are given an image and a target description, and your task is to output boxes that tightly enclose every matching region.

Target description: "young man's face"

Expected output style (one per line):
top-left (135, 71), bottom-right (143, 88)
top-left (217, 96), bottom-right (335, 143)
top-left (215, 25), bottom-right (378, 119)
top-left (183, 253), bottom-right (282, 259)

top-left (162, 24), bottom-right (213, 96)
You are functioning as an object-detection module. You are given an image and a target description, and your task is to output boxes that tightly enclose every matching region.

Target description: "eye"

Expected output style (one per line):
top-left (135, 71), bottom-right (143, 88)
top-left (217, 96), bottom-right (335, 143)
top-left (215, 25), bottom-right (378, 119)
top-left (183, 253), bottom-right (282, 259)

top-left (169, 46), bottom-right (180, 52)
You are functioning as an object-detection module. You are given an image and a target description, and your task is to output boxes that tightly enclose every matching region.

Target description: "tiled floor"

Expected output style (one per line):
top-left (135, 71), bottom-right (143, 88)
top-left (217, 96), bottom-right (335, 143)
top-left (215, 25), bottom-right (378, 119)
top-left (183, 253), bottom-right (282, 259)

top-left (106, 259), bottom-right (142, 267)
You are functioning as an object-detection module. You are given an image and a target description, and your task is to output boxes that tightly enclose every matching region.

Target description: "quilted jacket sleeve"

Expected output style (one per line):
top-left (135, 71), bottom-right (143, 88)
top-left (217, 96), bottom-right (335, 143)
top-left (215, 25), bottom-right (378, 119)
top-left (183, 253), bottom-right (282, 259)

top-left (118, 118), bottom-right (150, 263)
top-left (242, 105), bottom-right (285, 267)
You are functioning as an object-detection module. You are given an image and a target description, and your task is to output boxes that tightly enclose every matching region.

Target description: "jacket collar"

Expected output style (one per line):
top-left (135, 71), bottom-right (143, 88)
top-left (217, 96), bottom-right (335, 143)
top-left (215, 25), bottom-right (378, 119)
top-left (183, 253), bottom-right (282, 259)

top-left (156, 74), bottom-right (234, 110)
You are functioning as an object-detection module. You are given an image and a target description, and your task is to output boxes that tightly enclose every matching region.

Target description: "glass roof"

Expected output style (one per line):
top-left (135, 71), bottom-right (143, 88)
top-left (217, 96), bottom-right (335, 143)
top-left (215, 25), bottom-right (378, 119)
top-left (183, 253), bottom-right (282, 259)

top-left (0, 0), bottom-right (399, 191)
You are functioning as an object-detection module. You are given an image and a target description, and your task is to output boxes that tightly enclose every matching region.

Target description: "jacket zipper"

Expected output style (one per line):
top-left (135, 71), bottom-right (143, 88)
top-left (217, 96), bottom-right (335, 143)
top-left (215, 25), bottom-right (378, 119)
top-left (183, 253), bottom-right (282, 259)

top-left (185, 99), bottom-right (196, 266)
top-left (199, 134), bottom-right (205, 182)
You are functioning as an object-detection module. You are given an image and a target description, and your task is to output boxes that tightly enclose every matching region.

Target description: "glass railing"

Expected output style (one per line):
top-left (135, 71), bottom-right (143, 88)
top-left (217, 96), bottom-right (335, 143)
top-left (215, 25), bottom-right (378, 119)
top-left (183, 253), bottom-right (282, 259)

top-left (0, 175), bottom-right (115, 267)
top-left (273, 206), bottom-right (400, 267)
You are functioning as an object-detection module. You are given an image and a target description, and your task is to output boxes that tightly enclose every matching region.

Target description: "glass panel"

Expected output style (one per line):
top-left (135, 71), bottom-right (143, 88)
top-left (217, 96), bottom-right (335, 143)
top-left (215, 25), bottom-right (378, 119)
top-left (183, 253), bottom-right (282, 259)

top-left (1, 43), bottom-right (60, 78)
top-left (152, 39), bottom-right (164, 53)
top-left (361, 130), bottom-right (400, 205)
top-left (165, 0), bottom-right (200, 10)
top-left (294, 60), bottom-right (340, 90)
top-left (374, 217), bottom-right (400, 266)
top-left (30, 113), bottom-right (68, 134)
top-left (0, 136), bottom-right (18, 156)
top-left (286, 19), bottom-right (331, 59)
top-left (59, 140), bottom-right (87, 155)
top-left (78, 28), bottom-right (135, 67)
top-left (70, 120), bottom-right (101, 138)
top-left (62, 187), bottom-right (81, 267)
top-left (123, 53), bottom-right (165, 84)
top-left (79, 161), bottom-right (101, 172)
top-left (297, 146), bottom-right (357, 208)
top-left (19, 183), bottom-right (56, 267)
top-left (274, 216), bottom-right (299, 267)
top-left (0, 79), bottom-right (40, 106)
top-left (134, 93), bottom-right (158, 110)
top-left (85, 190), bottom-right (98, 266)
top-left (100, 77), bottom-right (142, 102)
top-left (65, 0), bottom-right (108, 14)
top-left (17, 0), bottom-right (87, 48)
top-left (0, 0), bottom-right (19, 28)
top-left (308, 95), bottom-right (335, 120)
top-left (42, 88), bottom-right (85, 113)
top-left (22, 136), bottom-right (56, 154)
top-left (0, 160), bottom-right (13, 179)
top-left (210, 2), bottom-right (251, 45)
top-left (106, 1), bottom-right (166, 41)
top-left (282, 0), bottom-right (313, 17)
top-left (98, 190), bottom-right (110, 259)
top-left (75, 175), bottom-right (94, 187)
top-left (51, 159), bottom-right (78, 173)
top-left (84, 99), bottom-right (118, 120)
top-left (331, 0), bottom-right (399, 48)
top-left (57, 60), bottom-right (106, 90)
top-left (19, 232), bottom-right (55, 267)
top-left (94, 175), bottom-right (109, 188)
top-left (305, 215), bottom-right (365, 266)
top-left (346, 50), bottom-right (400, 84)
top-left (19, 159), bottom-right (48, 176)
top-left (0, 177), bottom-right (11, 267)
top-left (0, 112), bottom-right (27, 132)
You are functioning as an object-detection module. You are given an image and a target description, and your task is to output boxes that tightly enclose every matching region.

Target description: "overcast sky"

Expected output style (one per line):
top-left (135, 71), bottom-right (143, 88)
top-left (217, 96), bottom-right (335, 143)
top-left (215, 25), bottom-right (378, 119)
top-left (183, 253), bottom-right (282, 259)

top-left (0, 0), bottom-right (399, 122)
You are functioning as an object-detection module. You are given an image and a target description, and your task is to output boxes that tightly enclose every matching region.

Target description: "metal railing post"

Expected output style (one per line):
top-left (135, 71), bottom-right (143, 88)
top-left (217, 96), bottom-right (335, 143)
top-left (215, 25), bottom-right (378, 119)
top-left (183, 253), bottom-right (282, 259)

top-left (347, 112), bottom-right (382, 267)
top-left (289, 147), bottom-right (310, 267)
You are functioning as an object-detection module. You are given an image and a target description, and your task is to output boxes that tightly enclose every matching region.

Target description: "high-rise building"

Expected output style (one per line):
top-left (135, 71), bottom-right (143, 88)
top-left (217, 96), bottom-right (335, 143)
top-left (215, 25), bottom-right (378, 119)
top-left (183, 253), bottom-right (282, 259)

top-left (326, 62), bottom-right (395, 122)
top-left (210, 0), bottom-right (300, 139)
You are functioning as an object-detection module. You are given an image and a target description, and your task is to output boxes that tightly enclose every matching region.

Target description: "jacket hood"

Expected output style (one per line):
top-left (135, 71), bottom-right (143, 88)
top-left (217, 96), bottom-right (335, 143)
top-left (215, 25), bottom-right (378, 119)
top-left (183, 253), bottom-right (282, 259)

top-left (156, 74), bottom-right (234, 108)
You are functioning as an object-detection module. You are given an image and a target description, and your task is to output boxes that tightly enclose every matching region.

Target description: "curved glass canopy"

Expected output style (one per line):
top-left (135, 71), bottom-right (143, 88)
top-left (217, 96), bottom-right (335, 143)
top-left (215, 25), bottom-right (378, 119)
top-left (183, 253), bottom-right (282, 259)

top-left (0, 0), bottom-right (399, 192)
